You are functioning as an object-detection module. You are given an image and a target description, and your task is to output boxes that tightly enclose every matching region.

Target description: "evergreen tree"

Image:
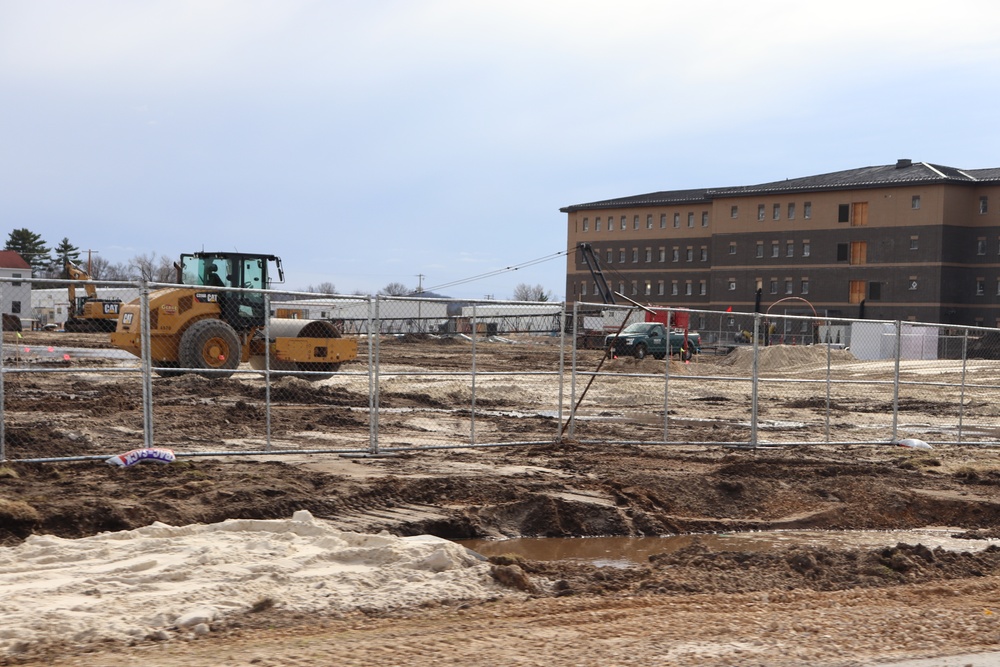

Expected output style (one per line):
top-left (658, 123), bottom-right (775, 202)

top-left (52, 237), bottom-right (82, 277)
top-left (4, 228), bottom-right (51, 275)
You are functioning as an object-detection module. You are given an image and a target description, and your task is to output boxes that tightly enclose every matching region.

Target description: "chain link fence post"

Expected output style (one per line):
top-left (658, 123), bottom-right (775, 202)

top-left (568, 300), bottom-right (580, 440)
top-left (750, 312), bottom-right (761, 448)
top-left (662, 309), bottom-right (671, 443)
top-left (0, 280), bottom-right (5, 462)
top-left (369, 296), bottom-right (380, 455)
top-left (891, 320), bottom-right (902, 443)
top-left (959, 328), bottom-right (969, 444)
top-left (556, 302), bottom-right (567, 441)
top-left (470, 303), bottom-right (477, 446)
top-left (139, 280), bottom-right (154, 449)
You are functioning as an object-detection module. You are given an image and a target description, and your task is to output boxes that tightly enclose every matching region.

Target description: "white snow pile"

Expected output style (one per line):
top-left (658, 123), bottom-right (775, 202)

top-left (0, 510), bottom-right (500, 654)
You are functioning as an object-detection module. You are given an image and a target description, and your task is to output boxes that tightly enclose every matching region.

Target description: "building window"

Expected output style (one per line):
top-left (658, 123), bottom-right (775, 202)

top-left (849, 280), bottom-right (864, 304)
top-left (837, 243), bottom-right (848, 262)
top-left (769, 279), bottom-right (778, 294)
top-left (981, 196), bottom-right (989, 214)
top-left (660, 213), bottom-right (666, 229)
top-left (912, 195), bottom-right (921, 209)
top-left (581, 282), bottom-right (587, 296)
top-left (701, 212), bottom-right (709, 227)
top-left (618, 281), bottom-right (625, 294)
top-left (632, 249), bottom-right (638, 263)
top-left (685, 247), bottom-right (693, 262)
top-left (869, 283), bottom-right (882, 300)
top-left (11, 273), bottom-right (21, 287)
top-left (755, 242), bottom-right (764, 258)
top-left (11, 301), bottom-right (20, 314)
top-left (671, 282), bottom-right (678, 296)
top-left (771, 242), bottom-right (779, 258)
top-left (757, 204), bottom-right (765, 221)
top-left (621, 216), bottom-right (627, 231)
top-left (619, 250), bottom-right (626, 263)
top-left (977, 239), bottom-right (987, 255)
top-left (788, 203), bottom-right (795, 219)
top-left (645, 248), bottom-right (651, 262)
top-left (685, 282), bottom-right (693, 296)
top-left (582, 218), bottom-right (589, 232)
top-left (659, 247), bottom-right (666, 262)
top-left (728, 242), bottom-right (737, 255)
top-left (595, 217), bottom-right (602, 232)
top-left (785, 279), bottom-right (793, 294)
top-left (728, 279), bottom-right (737, 291)
top-left (804, 202), bottom-right (812, 219)
top-left (976, 279), bottom-right (985, 296)
top-left (631, 281), bottom-right (637, 296)
top-left (773, 203), bottom-right (780, 220)
top-left (699, 281), bottom-right (707, 295)
top-left (646, 214), bottom-right (653, 229)
top-left (633, 215), bottom-right (640, 230)
top-left (645, 281), bottom-right (651, 296)
top-left (607, 250), bottom-right (613, 263)
top-left (672, 247), bottom-right (679, 262)
top-left (730, 205), bottom-right (738, 219)
top-left (910, 236), bottom-right (919, 250)
top-left (786, 242), bottom-right (794, 257)
top-left (700, 247), bottom-right (708, 261)
top-left (909, 279), bottom-right (918, 291)
top-left (673, 213), bottom-right (680, 228)
top-left (687, 212), bottom-right (694, 227)
top-left (801, 279), bottom-right (809, 294)
top-left (838, 204), bottom-right (851, 223)
top-left (657, 281), bottom-right (664, 296)
top-left (802, 241), bottom-right (811, 257)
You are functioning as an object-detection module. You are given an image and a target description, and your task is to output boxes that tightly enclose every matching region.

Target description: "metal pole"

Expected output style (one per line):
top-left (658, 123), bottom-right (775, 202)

top-left (750, 313), bottom-right (760, 449)
top-left (663, 309), bottom-right (671, 443)
top-left (891, 320), bottom-right (902, 442)
top-left (263, 292), bottom-right (272, 452)
top-left (557, 302), bottom-right (567, 441)
top-left (369, 296), bottom-right (380, 455)
top-left (139, 280), bottom-right (154, 448)
top-left (0, 281), bottom-right (5, 462)
top-left (825, 334), bottom-right (832, 444)
top-left (470, 303), bottom-right (477, 446)
top-left (568, 301), bottom-right (579, 439)
top-left (958, 328), bottom-right (969, 444)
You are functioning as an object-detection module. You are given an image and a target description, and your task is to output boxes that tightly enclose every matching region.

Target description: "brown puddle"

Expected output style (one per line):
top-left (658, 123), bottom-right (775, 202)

top-left (458, 528), bottom-right (997, 568)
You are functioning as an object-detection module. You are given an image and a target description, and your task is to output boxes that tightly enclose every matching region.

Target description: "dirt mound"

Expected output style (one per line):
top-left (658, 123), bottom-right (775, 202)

top-left (717, 345), bottom-right (856, 373)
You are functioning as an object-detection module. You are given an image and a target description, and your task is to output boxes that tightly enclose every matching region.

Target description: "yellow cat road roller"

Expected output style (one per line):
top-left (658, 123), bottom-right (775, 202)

top-left (110, 252), bottom-right (357, 380)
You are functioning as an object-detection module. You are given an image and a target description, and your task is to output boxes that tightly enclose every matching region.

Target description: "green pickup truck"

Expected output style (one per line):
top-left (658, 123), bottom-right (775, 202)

top-left (605, 322), bottom-right (700, 361)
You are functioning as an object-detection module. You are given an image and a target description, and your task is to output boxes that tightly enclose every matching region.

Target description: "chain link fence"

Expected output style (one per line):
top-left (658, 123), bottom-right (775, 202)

top-left (4, 278), bottom-right (1000, 463)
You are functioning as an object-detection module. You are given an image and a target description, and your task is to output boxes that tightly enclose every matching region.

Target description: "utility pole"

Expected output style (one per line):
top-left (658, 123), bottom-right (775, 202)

top-left (415, 274), bottom-right (425, 294)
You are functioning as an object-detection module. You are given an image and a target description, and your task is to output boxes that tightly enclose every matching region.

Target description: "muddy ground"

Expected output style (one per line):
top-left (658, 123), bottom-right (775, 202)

top-left (3, 331), bottom-right (1000, 666)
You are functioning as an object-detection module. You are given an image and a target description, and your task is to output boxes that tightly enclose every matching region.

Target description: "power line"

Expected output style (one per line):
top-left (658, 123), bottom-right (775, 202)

top-left (420, 250), bottom-right (569, 294)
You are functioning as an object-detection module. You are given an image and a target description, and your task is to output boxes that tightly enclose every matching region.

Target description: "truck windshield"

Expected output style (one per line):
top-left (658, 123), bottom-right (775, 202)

top-left (621, 323), bottom-right (655, 334)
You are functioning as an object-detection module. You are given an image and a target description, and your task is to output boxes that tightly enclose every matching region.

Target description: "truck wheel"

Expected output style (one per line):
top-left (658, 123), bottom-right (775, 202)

top-left (633, 344), bottom-right (647, 360)
top-left (179, 319), bottom-right (241, 379)
top-left (681, 348), bottom-right (693, 362)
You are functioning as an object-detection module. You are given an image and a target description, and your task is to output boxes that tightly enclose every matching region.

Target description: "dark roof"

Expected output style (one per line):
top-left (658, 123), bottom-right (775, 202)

top-left (0, 251), bottom-right (32, 270)
top-left (560, 161), bottom-right (1000, 211)
top-left (559, 187), bottom-right (713, 213)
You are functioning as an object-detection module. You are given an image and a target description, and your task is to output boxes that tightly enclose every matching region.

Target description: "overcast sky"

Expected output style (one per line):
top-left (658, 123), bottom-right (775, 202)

top-left (3, 1), bottom-right (1000, 299)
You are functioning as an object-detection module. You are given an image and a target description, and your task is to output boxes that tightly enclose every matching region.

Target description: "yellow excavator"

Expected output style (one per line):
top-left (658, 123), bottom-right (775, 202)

top-left (65, 261), bottom-right (122, 333)
top-left (110, 251), bottom-right (357, 379)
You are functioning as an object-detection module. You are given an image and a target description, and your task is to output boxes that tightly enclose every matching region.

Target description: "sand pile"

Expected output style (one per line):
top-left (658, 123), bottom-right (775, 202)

top-left (0, 511), bottom-right (501, 655)
top-left (716, 345), bottom-right (857, 373)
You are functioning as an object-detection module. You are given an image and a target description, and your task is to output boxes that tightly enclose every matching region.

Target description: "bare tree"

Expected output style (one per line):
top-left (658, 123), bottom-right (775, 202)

top-left (379, 282), bottom-right (410, 296)
top-left (513, 283), bottom-right (552, 302)
top-left (127, 253), bottom-right (174, 282)
top-left (85, 256), bottom-right (111, 280)
top-left (306, 282), bottom-right (337, 295)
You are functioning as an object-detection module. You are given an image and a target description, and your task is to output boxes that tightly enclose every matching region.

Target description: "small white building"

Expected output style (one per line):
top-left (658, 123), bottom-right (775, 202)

top-left (32, 286), bottom-right (141, 327)
top-left (0, 251), bottom-right (32, 328)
